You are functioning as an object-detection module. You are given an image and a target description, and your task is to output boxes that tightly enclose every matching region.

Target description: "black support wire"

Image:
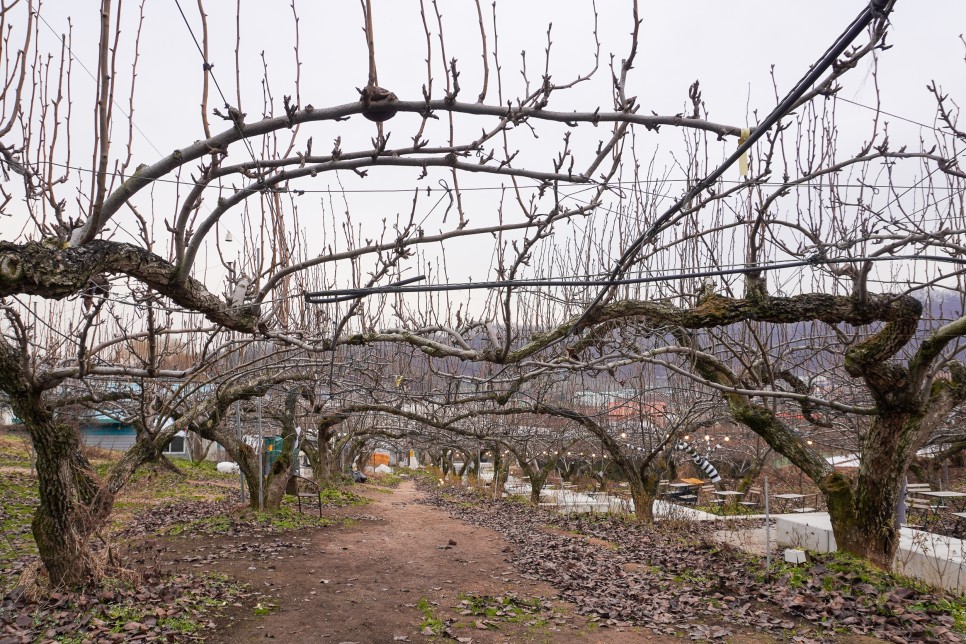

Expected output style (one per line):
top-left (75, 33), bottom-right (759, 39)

top-left (304, 254), bottom-right (966, 304)
top-left (34, 9), bottom-right (164, 158)
top-left (569, 0), bottom-right (897, 333)
top-left (309, 274), bottom-right (427, 304)
top-left (44, 159), bottom-right (961, 194)
top-left (172, 0), bottom-right (232, 110)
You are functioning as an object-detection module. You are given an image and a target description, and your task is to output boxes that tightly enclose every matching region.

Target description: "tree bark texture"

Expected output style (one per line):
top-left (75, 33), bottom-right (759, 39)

top-left (512, 455), bottom-right (555, 506)
top-left (30, 409), bottom-right (113, 588)
top-left (0, 241), bottom-right (260, 332)
top-left (0, 339), bottom-right (113, 587)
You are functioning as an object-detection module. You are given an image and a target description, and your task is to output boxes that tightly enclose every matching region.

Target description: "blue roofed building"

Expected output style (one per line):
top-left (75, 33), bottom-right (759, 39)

top-left (79, 413), bottom-right (187, 457)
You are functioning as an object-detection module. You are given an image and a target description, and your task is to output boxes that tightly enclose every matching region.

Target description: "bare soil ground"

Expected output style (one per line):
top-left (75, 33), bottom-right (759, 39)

top-left (2, 440), bottom-right (961, 643)
top-left (175, 481), bottom-right (671, 643)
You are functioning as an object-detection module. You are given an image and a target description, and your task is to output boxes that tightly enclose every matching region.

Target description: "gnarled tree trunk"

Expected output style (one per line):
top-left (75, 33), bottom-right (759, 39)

top-left (258, 391), bottom-right (300, 511)
top-left (610, 455), bottom-right (660, 523)
top-left (626, 476), bottom-right (654, 523)
top-left (455, 449), bottom-right (473, 478)
top-left (511, 452), bottom-right (558, 506)
top-left (825, 413), bottom-right (914, 567)
top-left (30, 407), bottom-right (113, 588)
top-left (304, 429), bottom-right (338, 483)
top-left (0, 343), bottom-right (113, 588)
top-left (298, 412), bottom-right (349, 486)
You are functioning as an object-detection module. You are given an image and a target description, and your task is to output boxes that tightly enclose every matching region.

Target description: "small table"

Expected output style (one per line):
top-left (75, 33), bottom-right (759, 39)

top-left (920, 491), bottom-right (966, 512)
top-left (665, 482), bottom-right (698, 503)
top-left (773, 493), bottom-right (809, 513)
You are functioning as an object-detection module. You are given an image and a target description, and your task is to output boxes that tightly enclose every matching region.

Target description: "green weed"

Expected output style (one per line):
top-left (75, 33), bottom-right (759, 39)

top-left (417, 597), bottom-right (444, 635)
top-left (253, 601), bottom-right (279, 616)
top-left (671, 570), bottom-right (714, 585)
top-left (0, 473), bottom-right (39, 589)
top-left (0, 432), bottom-right (31, 463)
top-left (165, 506), bottom-right (333, 536)
top-left (367, 472), bottom-right (405, 488)
top-left (319, 487), bottom-right (370, 507)
top-left (457, 593), bottom-right (545, 624)
top-left (158, 615), bottom-right (200, 633)
top-left (910, 597), bottom-right (966, 633)
top-left (52, 635), bottom-right (86, 644)
top-left (174, 459), bottom-right (236, 480)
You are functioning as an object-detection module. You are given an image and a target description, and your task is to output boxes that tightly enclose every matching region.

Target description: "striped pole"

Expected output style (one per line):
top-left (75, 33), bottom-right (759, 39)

top-left (675, 441), bottom-right (722, 483)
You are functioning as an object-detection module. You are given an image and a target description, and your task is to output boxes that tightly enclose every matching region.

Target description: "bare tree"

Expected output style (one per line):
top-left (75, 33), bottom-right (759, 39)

top-left (2, 0), bottom-right (955, 586)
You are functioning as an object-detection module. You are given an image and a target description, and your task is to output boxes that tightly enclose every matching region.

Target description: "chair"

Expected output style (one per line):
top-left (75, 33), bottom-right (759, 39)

top-left (739, 486), bottom-right (762, 508)
top-left (658, 480), bottom-right (677, 499)
top-left (285, 474), bottom-right (323, 517)
top-left (700, 485), bottom-right (724, 505)
top-left (906, 496), bottom-right (937, 519)
top-left (671, 485), bottom-right (698, 505)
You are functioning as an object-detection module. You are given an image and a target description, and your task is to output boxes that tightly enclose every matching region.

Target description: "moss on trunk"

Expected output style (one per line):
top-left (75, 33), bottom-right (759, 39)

top-left (27, 406), bottom-right (113, 587)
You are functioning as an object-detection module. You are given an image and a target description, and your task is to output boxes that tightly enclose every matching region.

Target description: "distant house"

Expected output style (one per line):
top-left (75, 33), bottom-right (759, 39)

top-left (79, 414), bottom-right (136, 451)
top-left (78, 413), bottom-right (188, 458)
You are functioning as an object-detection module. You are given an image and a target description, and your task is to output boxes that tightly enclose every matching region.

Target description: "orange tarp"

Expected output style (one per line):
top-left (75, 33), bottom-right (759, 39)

top-left (369, 453), bottom-right (390, 467)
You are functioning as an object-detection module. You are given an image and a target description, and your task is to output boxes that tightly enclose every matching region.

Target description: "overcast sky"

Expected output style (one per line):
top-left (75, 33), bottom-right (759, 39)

top-left (11, 1), bottom-right (966, 311)
top-left (33, 1), bottom-right (961, 155)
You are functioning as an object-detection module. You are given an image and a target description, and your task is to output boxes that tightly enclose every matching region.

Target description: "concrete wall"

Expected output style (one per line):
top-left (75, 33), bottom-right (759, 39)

top-left (776, 513), bottom-right (966, 592)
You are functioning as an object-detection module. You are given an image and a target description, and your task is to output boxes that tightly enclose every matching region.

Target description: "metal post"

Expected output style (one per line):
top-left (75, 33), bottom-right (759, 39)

top-left (764, 476), bottom-right (771, 573)
top-left (896, 476), bottom-right (907, 528)
top-left (236, 401), bottom-right (246, 504)
top-left (257, 397), bottom-right (264, 511)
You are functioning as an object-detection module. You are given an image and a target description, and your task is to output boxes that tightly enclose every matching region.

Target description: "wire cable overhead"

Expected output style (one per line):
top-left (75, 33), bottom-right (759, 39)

top-left (569, 0), bottom-right (898, 333)
top-left (304, 253), bottom-right (965, 304)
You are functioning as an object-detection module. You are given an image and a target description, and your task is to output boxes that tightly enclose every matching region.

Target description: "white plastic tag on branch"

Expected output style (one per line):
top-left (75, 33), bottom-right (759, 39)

top-left (738, 127), bottom-right (750, 178)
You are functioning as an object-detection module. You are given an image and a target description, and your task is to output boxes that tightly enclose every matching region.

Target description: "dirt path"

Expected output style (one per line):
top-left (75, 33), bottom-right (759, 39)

top-left (195, 481), bottom-right (669, 643)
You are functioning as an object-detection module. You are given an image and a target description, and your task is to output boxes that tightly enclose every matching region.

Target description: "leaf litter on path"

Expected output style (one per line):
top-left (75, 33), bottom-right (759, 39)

top-left (419, 480), bottom-right (964, 643)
